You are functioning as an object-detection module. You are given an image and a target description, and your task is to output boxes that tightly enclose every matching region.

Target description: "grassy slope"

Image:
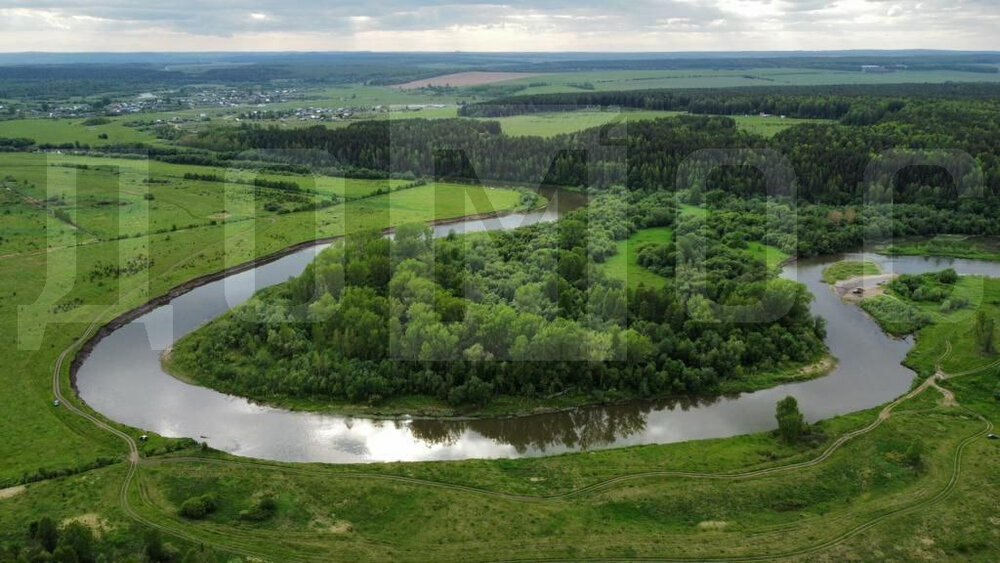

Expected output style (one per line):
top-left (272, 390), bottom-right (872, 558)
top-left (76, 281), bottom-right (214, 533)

top-left (898, 275), bottom-right (999, 378)
top-left (9, 371), bottom-right (987, 562)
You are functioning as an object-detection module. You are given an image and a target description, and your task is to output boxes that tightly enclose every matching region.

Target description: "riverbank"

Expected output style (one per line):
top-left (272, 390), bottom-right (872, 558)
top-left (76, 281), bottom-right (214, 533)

top-left (879, 235), bottom-right (1000, 262)
top-left (161, 351), bottom-right (838, 420)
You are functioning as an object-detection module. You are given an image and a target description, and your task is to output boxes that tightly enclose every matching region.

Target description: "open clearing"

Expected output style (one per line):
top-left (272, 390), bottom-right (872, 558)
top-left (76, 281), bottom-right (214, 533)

top-left (397, 71), bottom-right (544, 89)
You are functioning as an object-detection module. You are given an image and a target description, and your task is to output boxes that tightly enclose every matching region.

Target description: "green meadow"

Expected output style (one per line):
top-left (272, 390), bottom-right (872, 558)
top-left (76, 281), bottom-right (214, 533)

top-left (0, 117), bottom-right (161, 146)
top-left (822, 259), bottom-right (882, 284)
top-left (598, 226), bottom-right (673, 289)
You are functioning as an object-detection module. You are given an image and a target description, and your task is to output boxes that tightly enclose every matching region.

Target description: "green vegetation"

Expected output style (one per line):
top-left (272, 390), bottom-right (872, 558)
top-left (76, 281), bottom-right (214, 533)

top-left (486, 110), bottom-right (682, 137)
top-left (883, 236), bottom-right (1000, 262)
top-left (822, 259), bottom-right (881, 284)
top-left (597, 226), bottom-right (673, 289)
top-left (166, 192), bottom-right (826, 415)
top-left (775, 396), bottom-right (808, 443)
top-left (861, 295), bottom-right (932, 336)
top-left (179, 494), bottom-right (219, 520)
top-left (0, 118), bottom-right (161, 146)
top-left (63, 371), bottom-right (995, 560)
top-left (6, 59), bottom-right (1000, 561)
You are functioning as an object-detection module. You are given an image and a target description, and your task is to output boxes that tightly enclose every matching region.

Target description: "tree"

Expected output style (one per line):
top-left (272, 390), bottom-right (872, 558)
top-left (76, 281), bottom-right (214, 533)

top-left (58, 523), bottom-right (95, 563)
top-left (776, 396), bottom-right (806, 443)
top-left (33, 517), bottom-right (58, 552)
top-left (975, 310), bottom-right (995, 354)
top-left (52, 545), bottom-right (79, 563)
top-left (144, 529), bottom-right (168, 563)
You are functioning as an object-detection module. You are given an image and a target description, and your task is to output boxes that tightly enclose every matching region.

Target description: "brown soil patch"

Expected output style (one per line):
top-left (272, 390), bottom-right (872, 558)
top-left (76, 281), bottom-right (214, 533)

top-left (834, 273), bottom-right (898, 302)
top-left (0, 485), bottom-right (25, 500)
top-left (62, 513), bottom-right (110, 536)
top-left (800, 355), bottom-right (836, 377)
top-left (397, 72), bottom-right (543, 89)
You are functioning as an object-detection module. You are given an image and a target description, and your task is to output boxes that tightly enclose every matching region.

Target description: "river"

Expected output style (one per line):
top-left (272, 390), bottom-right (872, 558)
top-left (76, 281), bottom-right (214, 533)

top-left (74, 195), bottom-right (1000, 463)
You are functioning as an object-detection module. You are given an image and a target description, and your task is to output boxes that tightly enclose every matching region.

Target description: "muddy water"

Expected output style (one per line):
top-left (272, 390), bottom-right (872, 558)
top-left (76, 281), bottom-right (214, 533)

top-left (75, 220), bottom-right (1000, 463)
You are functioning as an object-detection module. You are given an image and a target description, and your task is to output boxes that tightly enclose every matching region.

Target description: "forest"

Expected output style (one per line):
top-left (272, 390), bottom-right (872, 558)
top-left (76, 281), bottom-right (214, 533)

top-left (166, 86), bottom-right (1000, 210)
top-left (167, 191), bottom-right (826, 408)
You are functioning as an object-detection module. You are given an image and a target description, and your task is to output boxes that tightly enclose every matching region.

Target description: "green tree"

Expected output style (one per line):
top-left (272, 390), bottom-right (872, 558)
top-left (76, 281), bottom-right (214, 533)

top-left (33, 517), bottom-right (58, 552)
top-left (776, 396), bottom-right (806, 443)
top-left (144, 529), bottom-right (167, 562)
top-left (58, 523), bottom-right (94, 563)
top-left (975, 310), bottom-right (995, 354)
top-left (52, 545), bottom-right (79, 563)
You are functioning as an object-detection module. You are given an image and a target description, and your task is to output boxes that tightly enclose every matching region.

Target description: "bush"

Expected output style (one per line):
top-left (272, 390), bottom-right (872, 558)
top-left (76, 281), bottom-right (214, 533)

top-left (861, 295), bottom-right (932, 336)
top-left (239, 495), bottom-right (278, 522)
top-left (938, 268), bottom-right (959, 284)
top-left (179, 494), bottom-right (219, 519)
top-left (940, 297), bottom-right (969, 313)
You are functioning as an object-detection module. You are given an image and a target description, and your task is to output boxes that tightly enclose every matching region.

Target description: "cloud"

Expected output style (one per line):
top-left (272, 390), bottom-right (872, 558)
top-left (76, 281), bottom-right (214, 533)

top-left (0, 0), bottom-right (995, 51)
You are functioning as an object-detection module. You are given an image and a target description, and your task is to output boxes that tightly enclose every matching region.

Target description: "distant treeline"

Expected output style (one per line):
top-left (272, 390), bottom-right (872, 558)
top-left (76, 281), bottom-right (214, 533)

top-left (183, 89), bottom-right (1000, 206)
top-left (458, 83), bottom-right (1000, 120)
top-left (486, 53), bottom-right (1000, 74)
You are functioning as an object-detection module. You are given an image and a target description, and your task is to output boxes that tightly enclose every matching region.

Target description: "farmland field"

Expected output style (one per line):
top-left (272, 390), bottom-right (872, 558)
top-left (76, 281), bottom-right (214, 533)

top-left (494, 68), bottom-right (1000, 96)
top-left (397, 71), bottom-right (544, 89)
top-left (0, 117), bottom-right (161, 146)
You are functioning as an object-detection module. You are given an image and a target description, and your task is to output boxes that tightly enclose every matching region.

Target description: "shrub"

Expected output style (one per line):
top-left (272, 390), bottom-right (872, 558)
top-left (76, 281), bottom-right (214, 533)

top-left (179, 494), bottom-right (219, 519)
top-left (938, 268), bottom-right (959, 284)
top-left (239, 495), bottom-right (278, 522)
top-left (861, 295), bottom-right (932, 336)
top-left (940, 297), bottom-right (969, 313)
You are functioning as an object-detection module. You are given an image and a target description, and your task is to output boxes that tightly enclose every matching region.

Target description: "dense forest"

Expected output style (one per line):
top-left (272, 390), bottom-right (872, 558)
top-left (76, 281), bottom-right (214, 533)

top-left (174, 88), bottom-right (1000, 208)
top-left (168, 192), bottom-right (826, 408)
top-left (457, 83), bottom-right (1000, 119)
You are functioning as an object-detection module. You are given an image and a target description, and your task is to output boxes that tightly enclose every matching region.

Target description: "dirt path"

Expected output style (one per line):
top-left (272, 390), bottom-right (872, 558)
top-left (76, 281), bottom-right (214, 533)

top-left (0, 485), bottom-right (25, 500)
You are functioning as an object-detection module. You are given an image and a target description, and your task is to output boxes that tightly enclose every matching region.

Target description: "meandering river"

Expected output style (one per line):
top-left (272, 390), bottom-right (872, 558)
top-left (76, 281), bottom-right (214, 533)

top-left (75, 193), bottom-right (1000, 463)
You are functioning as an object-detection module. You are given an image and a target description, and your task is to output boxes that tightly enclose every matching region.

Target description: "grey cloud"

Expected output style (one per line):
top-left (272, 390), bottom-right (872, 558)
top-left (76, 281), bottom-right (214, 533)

top-left (0, 0), bottom-right (995, 48)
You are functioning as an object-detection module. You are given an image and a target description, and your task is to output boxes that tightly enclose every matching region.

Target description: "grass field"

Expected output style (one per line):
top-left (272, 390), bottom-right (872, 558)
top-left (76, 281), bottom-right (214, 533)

top-left (0, 174), bottom-right (525, 489)
top-left (822, 259), bottom-right (882, 284)
top-left (889, 275), bottom-right (998, 378)
top-left (487, 111), bottom-right (828, 138)
top-left (0, 117), bottom-right (162, 146)
top-left (598, 226), bottom-right (673, 289)
top-left (0, 154), bottom-right (449, 246)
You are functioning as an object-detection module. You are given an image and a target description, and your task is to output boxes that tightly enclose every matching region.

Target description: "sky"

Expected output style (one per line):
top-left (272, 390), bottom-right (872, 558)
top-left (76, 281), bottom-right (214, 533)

top-left (0, 1), bottom-right (996, 52)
